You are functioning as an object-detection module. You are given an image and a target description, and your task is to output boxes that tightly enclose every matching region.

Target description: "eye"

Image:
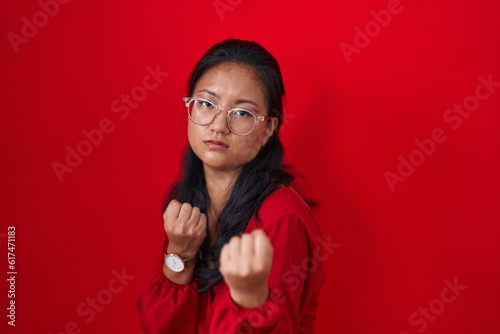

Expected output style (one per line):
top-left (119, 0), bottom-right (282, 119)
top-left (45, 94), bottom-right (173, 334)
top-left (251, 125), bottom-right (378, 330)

top-left (197, 99), bottom-right (214, 109)
top-left (232, 108), bottom-right (253, 117)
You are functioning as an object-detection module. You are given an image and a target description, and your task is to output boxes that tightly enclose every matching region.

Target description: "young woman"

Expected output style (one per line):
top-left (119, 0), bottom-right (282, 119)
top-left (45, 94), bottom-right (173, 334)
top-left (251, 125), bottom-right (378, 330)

top-left (136, 38), bottom-right (324, 333)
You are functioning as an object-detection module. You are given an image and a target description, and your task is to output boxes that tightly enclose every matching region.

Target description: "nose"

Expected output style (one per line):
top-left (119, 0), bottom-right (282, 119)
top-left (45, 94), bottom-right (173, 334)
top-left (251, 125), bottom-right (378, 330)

top-left (209, 108), bottom-right (231, 134)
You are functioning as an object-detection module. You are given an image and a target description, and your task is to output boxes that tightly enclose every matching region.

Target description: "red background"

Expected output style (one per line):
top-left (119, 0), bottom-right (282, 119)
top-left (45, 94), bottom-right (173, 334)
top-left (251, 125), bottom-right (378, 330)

top-left (1, 0), bottom-right (499, 333)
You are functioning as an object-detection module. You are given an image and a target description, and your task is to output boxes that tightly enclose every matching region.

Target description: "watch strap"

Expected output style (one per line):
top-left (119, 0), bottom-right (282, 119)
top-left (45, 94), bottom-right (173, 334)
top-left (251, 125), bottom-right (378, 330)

top-left (182, 255), bottom-right (197, 269)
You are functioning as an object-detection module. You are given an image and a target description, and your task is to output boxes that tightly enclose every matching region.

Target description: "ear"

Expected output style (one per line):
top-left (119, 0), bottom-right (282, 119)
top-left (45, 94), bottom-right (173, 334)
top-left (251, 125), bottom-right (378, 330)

top-left (261, 117), bottom-right (278, 146)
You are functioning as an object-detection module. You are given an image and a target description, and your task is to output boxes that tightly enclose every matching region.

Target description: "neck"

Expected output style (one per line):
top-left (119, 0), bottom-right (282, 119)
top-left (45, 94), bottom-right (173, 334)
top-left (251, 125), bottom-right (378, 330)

top-left (203, 166), bottom-right (241, 247)
top-left (204, 166), bottom-right (240, 214)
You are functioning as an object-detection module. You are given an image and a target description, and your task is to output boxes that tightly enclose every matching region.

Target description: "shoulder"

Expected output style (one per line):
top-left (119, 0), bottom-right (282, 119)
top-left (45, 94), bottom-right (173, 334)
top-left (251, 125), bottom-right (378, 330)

top-left (258, 185), bottom-right (308, 219)
top-left (248, 186), bottom-right (321, 238)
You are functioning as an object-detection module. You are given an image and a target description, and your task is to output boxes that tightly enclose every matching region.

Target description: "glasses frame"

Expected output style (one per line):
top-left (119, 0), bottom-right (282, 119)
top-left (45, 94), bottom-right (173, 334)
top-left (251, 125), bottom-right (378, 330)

top-left (183, 97), bottom-right (272, 136)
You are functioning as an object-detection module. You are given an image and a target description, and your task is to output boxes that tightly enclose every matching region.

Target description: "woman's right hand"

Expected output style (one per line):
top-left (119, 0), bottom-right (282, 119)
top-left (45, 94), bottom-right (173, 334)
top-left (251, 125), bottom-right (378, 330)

top-left (163, 199), bottom-right (207, 258)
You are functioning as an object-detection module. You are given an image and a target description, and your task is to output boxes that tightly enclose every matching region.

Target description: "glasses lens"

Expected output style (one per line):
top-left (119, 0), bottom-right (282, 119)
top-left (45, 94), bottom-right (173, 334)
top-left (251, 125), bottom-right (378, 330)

top-left (228, 109), bottom-right (256, 135)
top-left (188, 99), bottom-right (216, 125)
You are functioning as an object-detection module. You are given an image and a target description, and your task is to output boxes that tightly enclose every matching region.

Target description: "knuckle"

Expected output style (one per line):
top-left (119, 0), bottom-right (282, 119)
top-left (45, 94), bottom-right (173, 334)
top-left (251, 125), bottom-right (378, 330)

top-left (239, 268), bottom-right (251, 278)
top-left (182, 203), bottom-right (192, 211)
top-left (253, 263), bottom-right (265, 273)
top-left (168, 200), bottom-right (179, 210)
top-left (175, 228), bottom-right (188, 238)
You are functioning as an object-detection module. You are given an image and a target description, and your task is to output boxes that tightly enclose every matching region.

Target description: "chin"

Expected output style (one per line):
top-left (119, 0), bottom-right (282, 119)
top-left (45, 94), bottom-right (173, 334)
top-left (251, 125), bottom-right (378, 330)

top-left (203, 162), bottom-right (239, 172)
top-left (199, 155), bottom-right (243, 171)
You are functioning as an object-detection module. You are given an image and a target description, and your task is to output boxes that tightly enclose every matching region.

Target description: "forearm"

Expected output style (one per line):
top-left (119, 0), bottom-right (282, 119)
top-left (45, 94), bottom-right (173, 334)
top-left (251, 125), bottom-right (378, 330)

top-left (230, 284), bottom-right (269, 308)
top-left (210, 291), bottom-right (287, 334)
top-left (136, 265), bottom-right (199, 333)
top-left (162, 263), bottom-right (195, 285)
top-left (162, 245), bottom-right (197, 284)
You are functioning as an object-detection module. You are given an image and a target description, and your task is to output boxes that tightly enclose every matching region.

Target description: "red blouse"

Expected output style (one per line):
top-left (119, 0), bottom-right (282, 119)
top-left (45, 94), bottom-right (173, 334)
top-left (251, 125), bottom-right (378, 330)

top-left (136, 186), bottom-right (325, 333)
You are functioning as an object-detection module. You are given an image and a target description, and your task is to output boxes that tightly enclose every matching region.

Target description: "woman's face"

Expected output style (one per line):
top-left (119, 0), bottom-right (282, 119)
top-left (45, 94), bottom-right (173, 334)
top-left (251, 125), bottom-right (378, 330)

top-left (188, 62), bottom-right (278, 173)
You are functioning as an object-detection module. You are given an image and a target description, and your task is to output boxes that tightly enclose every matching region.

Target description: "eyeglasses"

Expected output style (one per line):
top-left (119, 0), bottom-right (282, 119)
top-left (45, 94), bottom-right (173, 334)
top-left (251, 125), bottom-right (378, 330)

top-left (183, 97), bottom-right (272, 136)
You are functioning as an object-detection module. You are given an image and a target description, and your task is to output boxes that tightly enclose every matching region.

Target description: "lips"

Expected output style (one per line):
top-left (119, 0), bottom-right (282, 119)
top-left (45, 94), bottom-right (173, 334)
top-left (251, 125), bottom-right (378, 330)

top-left (204, 139), bottom-right (229, 149)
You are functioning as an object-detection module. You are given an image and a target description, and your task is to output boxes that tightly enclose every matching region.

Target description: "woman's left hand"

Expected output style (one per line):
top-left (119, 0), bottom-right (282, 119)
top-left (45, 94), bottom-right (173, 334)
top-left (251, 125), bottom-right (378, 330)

top-left (219, 229), bottom-right (273, 308)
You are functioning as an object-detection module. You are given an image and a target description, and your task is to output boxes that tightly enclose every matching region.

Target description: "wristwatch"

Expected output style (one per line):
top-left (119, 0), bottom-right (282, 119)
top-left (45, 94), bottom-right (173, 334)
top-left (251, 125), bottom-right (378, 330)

top-left (164, 253), bottom-right (197, 272)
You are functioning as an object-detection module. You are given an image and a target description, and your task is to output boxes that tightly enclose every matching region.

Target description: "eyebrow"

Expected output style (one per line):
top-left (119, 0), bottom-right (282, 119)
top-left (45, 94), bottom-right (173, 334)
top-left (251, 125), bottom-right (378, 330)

top-left (197, 89), bottom-right (260, 108)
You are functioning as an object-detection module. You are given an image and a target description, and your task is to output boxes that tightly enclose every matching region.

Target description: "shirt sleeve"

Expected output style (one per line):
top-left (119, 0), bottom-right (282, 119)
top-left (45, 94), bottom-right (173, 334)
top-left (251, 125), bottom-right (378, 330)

top-left (136, 261), bottom-right (199, 334)
top-left (209, 215), bottom-right (323, 334)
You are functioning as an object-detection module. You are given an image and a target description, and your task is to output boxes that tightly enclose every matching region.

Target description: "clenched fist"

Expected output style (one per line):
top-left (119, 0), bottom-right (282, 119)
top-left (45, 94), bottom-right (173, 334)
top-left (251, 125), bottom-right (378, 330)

top-left (163, 199), bottom-right (207, 259)
top-left (219, 229), bottom-right (273, 308)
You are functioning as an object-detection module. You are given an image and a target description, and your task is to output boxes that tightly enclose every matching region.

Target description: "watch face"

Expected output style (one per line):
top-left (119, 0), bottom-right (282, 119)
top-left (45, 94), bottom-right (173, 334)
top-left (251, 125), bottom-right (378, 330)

top-left (165, 254), bottom-right (185, 272)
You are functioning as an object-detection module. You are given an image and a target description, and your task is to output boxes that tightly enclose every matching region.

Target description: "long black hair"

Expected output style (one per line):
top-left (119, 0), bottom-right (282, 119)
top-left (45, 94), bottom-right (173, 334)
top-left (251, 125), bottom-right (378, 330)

top-left (164, 39), bottom-right (294, 292)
